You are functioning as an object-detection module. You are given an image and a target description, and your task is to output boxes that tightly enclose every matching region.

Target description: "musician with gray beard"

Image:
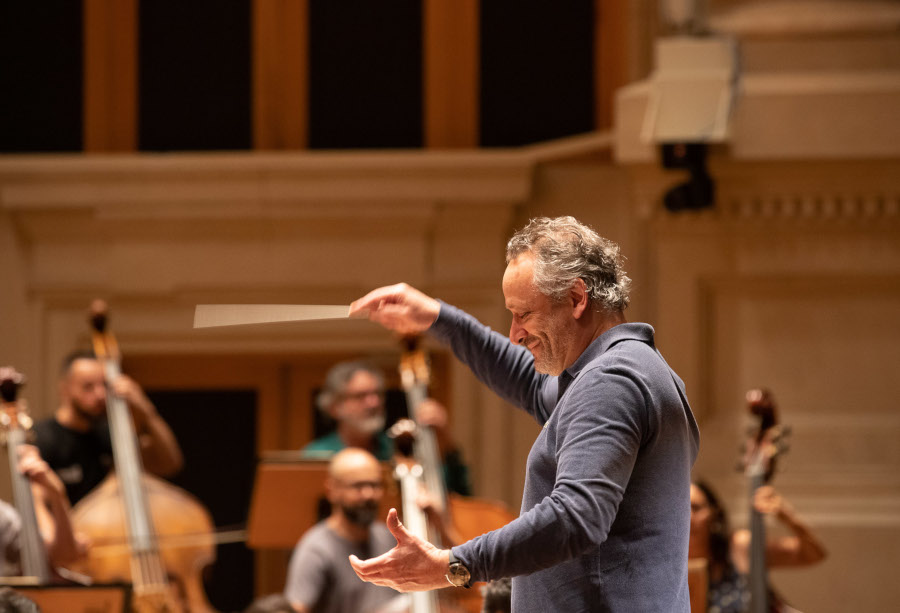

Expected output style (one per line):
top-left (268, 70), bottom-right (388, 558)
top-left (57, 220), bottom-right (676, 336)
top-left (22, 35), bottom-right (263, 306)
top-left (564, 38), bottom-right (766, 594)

top-left (284, 448), bottom-right (407, 613)
top-left (301, 361), bottom-right (470, 496)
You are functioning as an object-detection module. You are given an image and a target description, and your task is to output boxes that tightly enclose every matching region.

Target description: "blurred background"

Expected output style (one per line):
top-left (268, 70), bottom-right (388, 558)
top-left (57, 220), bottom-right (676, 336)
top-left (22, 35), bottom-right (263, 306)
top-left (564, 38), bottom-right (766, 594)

top-left (1, 0), bottom-right (898, 611)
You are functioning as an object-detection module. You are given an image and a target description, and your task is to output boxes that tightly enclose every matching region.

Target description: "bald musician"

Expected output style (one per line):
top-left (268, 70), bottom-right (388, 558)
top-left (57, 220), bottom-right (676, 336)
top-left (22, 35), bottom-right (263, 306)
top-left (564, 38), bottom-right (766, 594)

top-left (284, 448), bottom-right (407, 613)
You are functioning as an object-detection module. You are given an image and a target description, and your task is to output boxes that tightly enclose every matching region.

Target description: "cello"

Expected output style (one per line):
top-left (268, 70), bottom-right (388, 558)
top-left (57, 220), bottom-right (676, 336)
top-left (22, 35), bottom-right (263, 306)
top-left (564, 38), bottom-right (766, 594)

top-left (0, 367), bottom-right (51, 584)
top-left (70, 301), bottom-right (217, 613)
top-left (741, 388), bottom-right (791, 613)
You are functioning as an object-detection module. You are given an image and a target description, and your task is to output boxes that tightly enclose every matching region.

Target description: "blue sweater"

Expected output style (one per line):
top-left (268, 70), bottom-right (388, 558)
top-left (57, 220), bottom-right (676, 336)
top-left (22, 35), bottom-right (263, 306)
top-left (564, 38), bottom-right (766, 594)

top-left (432, 303), bottom-right (699, 612)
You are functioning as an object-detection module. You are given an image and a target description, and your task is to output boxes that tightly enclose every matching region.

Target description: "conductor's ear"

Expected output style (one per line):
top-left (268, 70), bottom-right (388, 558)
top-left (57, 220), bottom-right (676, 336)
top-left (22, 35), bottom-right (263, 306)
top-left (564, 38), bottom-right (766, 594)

top-left (570, 279), bottom-right (590, 319)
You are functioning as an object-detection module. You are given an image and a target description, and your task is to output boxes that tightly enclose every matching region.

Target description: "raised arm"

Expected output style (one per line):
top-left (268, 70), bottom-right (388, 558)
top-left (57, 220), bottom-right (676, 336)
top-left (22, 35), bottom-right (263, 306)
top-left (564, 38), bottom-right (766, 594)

top-left (427, 302), bottom-right (553, 423)
top-left (112, 375), bottom-right (184, 477)
top-left (18, 445), bottom-right (84, 567)
top-left (732, 485), bottom-right (828, 573)
top-left (353, 284), bottom-right (553, 422)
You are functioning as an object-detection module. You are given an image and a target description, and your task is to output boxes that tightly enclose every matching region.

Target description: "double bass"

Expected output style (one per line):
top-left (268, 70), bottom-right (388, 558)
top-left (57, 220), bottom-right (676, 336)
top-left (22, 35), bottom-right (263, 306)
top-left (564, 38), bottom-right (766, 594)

top-left (394, 338), bottom-right (516, 613)
top-left (0, 367), bottom-right (51, 584)
top-left (392, 338), bottom-right (451, 613)
top-left (70, 301), bottom-right (217, 613)
top-left (741, 388), bottom-right (791, 613)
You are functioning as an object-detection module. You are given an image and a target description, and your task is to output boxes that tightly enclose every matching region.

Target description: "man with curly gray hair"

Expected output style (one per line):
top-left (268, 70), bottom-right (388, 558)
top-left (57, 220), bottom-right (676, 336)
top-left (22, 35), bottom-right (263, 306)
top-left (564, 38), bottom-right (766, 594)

top-left (503, 216), bottom-right (632, 375)
top-left (348, 216), bottom-right (699, 612)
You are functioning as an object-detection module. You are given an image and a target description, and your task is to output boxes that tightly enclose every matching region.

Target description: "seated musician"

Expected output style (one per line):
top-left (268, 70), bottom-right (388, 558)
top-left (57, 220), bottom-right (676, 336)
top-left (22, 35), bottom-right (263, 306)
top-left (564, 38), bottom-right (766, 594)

top-left (301, 361), bottom-right (470, 496)
top-left (33, 350), bottom-right (184, 506)
top-left (284, 447), bottom-right (413, 613)
top-left (1, 445), bottom-right (84, 575)
top-left (689, 480), bottom-right (828, 613)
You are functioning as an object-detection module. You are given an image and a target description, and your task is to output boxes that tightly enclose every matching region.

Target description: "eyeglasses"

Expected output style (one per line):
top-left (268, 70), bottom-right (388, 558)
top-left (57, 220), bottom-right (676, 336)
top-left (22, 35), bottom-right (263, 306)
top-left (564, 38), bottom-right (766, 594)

top-left (340, 389), bottom-right (385, 402)
top-left (338, 480), bottom-right (384, 492)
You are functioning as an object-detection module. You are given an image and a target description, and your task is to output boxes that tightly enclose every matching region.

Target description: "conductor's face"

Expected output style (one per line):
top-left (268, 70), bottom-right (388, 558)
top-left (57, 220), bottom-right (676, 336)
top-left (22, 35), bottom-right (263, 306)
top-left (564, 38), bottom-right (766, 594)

top-left (503, 253), bottom-right (577, 376)
top-left (64, 358), bottom-right (107, 421)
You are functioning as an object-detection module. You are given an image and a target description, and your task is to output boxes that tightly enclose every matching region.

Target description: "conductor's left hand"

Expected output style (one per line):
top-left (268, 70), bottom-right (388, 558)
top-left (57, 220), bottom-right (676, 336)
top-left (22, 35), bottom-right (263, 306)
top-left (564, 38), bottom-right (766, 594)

top-left (349, 508), bottom-right (451, 592)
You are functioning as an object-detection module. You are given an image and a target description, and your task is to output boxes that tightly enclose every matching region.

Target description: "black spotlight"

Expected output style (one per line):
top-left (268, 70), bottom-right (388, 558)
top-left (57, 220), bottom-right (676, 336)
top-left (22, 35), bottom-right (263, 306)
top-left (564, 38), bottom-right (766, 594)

top-left (660, 143), bottom-right (715, 212)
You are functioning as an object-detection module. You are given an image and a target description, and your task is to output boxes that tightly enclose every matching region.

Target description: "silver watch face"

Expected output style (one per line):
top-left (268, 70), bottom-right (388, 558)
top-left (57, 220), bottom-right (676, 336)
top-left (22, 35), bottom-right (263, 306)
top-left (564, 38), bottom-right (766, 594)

top-left (449, 562), bottom-right (470, 586)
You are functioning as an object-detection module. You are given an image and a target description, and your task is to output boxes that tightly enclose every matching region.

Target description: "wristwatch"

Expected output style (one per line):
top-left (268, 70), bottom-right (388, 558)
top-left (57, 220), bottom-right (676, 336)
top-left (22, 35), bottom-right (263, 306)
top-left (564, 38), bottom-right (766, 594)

top-left (446, 551), bottom-right (471, 588)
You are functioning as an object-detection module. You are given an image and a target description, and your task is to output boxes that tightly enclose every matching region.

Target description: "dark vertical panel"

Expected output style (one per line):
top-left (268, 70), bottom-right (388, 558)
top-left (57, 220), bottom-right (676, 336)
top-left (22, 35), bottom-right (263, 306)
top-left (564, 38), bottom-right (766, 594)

top-left (308, 0), bottom-right (422, 149)
top-left (480, 1), bottom-right (594, 147)
top-left (139, 0), bottom-right (251, 151)
top-left (0, 2), bottom-right (83, 152)
top-left (150, 389), bottom-right (257, 612)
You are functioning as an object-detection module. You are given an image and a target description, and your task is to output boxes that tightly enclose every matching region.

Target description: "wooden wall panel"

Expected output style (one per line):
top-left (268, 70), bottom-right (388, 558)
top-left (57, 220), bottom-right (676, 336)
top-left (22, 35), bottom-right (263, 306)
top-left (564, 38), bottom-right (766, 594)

top-left (252, 0), bottom-right (308, 149)
top-left (83, 0), bottom-right (137, 152)
top-left (423, 0), bottom-right (479, 148)
top-left (595, 0), bottom-right (630, 130)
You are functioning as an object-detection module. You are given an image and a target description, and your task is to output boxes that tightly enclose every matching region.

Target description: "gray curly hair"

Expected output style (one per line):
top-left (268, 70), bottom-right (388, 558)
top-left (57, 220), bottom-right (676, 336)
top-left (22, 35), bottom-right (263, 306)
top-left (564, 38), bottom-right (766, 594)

top-left (316, 361), bottom-right (384, 413)
top-left (506, 216), bottom-right (631, 312)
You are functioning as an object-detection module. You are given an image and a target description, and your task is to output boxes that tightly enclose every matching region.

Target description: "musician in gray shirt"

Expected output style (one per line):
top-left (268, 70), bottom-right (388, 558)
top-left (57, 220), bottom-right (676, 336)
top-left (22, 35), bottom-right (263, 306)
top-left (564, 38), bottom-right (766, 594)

top-left (284, 448), bottom-right (405, 613)
top-left (348, 217), bottom-right (700, 612)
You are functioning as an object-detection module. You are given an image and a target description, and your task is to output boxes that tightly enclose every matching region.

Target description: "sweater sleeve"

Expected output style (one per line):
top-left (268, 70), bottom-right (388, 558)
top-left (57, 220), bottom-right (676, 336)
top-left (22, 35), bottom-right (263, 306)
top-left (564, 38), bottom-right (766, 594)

top-left (452, 364), bottom-right (645, 581)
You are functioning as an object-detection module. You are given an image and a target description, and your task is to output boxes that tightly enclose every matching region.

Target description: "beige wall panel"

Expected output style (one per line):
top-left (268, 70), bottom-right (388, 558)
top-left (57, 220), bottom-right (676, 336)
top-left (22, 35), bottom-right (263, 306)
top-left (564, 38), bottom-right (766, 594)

top-left (696, 278), bottom-right (900, 475)
top-left (772, 525), bottom-right (900, 612)
top-left (732, 75), bottom-right (900, 159)
top-left (28, 237), bottom-right (427, 293)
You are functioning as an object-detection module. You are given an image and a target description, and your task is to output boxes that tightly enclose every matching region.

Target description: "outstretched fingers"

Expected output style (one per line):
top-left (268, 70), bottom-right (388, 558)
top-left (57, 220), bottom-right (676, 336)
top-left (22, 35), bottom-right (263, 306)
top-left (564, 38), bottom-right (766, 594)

top-left (350, 509), bottom-right (407, 589)
top-left (349, 507), bottom-right (451, 592)
top-left (349, 551), bottom-right (398, 588)
top-left (349, 284), bottom-right (406, 317)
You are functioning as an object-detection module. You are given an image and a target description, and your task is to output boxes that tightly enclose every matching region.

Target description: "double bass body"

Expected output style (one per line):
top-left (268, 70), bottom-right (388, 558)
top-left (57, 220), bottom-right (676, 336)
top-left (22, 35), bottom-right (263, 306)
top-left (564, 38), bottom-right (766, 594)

top-left (72, 473), bottom-right (217, 613)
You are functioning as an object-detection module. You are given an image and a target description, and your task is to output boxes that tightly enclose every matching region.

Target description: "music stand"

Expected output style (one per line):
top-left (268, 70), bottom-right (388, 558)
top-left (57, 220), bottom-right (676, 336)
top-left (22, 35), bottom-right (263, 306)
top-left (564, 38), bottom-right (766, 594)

top-left (10, 583), bottom-right (132, 613)
top-left (247, 454), bottom-right (331, 549)
top-left (247, 452), bottom-right (399, 549)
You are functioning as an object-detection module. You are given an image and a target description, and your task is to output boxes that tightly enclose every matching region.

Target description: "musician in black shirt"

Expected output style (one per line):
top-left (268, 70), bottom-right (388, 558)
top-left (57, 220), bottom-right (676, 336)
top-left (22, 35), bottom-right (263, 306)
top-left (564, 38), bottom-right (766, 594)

top-left (33, 351), bottom-right (183, 506)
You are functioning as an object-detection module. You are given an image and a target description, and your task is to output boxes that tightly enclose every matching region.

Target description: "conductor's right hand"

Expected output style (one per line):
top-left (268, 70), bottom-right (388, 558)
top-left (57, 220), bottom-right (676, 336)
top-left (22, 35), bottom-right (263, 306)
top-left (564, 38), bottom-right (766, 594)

top-left (350, 283), bottom-right (441, 335)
